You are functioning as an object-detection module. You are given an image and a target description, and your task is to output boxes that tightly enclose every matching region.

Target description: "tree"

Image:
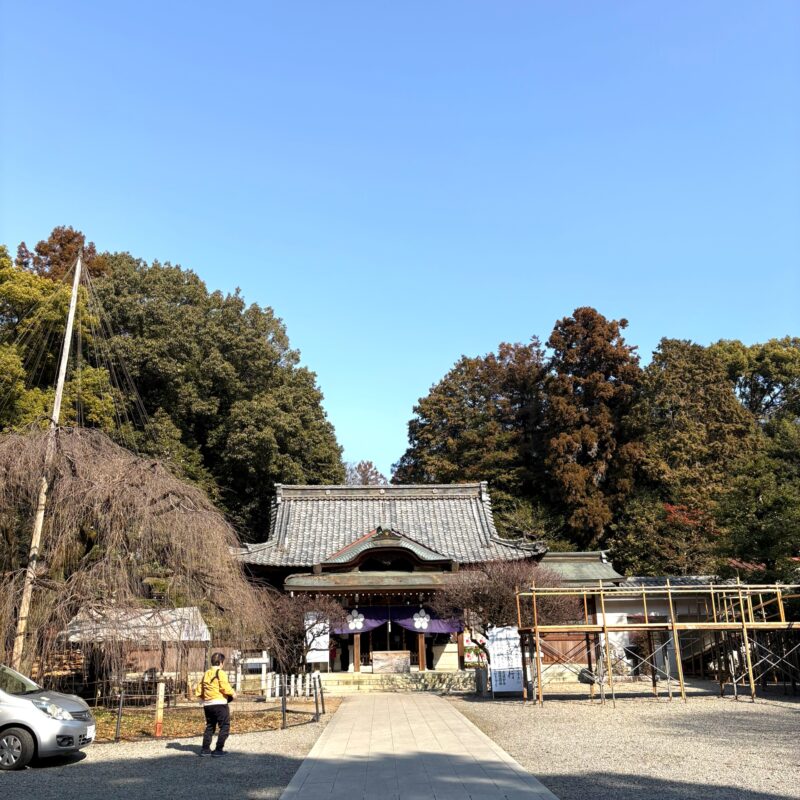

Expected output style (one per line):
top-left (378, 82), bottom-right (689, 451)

top-left (0, 428), bottom-right (268, 672)
top-left (712, 337), bottom-right (800, 422)
top-left (608, 339), bottom-right (760, 575)
top-left (608, 493), bottom-right (719, 576)
top-left (393, 341), bottom-right (547, 510)
top-left (718, 417), bottom-right (800, 582)
top-left (430, 561), bottom-right (575, 662)
top-left (346, 460), bottom-right (388, 485)
top-left (16, 226), bottom-right (102, 280)
top-left (210, 374), bottom-right (344, 537)
top-left (634, 339), bottom-right (758, 511)
top-left (0, 246), bottom-right (100, 430)
top-left (261, 592), bottom-right (346, 672)
top-left (542, 308), bottom-right (642, 548)
top-left (92, 251), bottom-right (344, 538)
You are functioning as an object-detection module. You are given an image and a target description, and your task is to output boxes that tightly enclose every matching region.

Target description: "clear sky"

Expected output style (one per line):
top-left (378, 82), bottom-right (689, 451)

top-left (1, 2), bottom-right (798, 477)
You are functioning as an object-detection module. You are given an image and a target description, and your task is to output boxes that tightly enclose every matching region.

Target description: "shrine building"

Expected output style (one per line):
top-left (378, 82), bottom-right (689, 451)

top-left (236, 483), bottom-right (623, 673)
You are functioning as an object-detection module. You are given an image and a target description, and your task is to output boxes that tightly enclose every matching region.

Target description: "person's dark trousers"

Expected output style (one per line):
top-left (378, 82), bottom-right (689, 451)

top-left (202, 704), bottom-right (231, 751)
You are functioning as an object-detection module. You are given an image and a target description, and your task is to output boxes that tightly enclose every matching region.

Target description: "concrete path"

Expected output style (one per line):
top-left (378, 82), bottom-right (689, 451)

top-left (281, 693), bottom-right (558, 800)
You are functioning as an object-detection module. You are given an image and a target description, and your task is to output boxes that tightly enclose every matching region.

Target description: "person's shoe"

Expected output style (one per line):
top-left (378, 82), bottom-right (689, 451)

top-left (199, 749), bottom-right (213, 757)
top-left (212, 750), bottom-right (228, 757)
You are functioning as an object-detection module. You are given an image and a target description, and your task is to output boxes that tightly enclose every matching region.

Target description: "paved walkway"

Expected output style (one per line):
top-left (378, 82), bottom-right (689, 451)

top-left (281, 693), bottom-right (558, 800)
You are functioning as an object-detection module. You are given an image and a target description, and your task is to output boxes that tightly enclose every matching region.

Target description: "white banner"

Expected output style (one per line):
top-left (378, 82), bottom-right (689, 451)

top-left (487, 625), bottom-right (523, 694)
top-left (305, 613), bottom-right (330, 664)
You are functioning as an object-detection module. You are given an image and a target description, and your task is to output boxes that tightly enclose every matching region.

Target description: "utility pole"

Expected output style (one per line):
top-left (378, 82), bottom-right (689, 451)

top-left (11, 255), bottom-right (83, 670)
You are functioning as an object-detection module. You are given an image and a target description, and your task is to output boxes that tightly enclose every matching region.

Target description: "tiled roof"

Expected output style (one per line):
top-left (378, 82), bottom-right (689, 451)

top-left (539, 551), bottom-right (626, 585)
top-left (323, 527), bottom-right (451, 565)
top-left (237, 482), bottom-right (544, 567)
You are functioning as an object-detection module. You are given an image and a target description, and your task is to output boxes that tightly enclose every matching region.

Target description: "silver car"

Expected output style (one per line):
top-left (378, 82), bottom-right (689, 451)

top-left (0, 663), bottom-right (95, 770)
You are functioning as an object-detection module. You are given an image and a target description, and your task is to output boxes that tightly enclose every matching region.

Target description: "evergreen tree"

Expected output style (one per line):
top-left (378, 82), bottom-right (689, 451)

top-left (609, 339), bottom-right (759, 575)
top-left (393, 341), bottom-right (547, 510)
top-left (718, 418), bottom-right (800, 582)
top-left (542, 308), bottom-right (642, 549)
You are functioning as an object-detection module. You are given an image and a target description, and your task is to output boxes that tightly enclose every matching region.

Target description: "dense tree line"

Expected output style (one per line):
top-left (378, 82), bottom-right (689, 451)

top-left (394, 308), bottom-right (800, 581)
top-left (1, 227), bottom-right (344, 541)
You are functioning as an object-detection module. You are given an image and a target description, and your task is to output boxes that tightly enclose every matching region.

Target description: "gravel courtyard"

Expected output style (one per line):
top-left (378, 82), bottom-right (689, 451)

top-left (450, 687), bottom-right (800, 800)
top-left (3, 714), bottom-right (330, 800)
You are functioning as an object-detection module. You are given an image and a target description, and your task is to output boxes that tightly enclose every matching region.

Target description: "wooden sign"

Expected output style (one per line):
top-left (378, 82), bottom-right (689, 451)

top-left (372, 650), bottom-right (411, 674)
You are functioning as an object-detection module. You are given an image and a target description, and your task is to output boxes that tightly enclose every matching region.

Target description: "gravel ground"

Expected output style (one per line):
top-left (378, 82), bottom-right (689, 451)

top-left (3, 709), bottom-right (334, 800)
top-left (449, 683), bottom-right (800, 800)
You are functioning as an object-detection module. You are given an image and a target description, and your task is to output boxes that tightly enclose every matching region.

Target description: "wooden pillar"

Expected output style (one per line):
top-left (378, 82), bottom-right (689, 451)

top-left (531, 584), bottom-right (545, 707)
top-left (598, 582), bottom-right (616, 707)
top-left (418, 633), bottom-right (426, 672)
top-left (665, 579), bottom-right (687, 702)
top-left (154, 680), bottom-right (165, 738)
top-left (354, 633), bottom-right (361, 673)
top-left (737, 582), bottom-right (757, 702)
top-left (457, 631), bottom-right (465, 671)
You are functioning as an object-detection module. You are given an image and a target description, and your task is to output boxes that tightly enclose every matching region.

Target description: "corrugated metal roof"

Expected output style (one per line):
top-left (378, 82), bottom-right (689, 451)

top-left (237, 482), bottom-right (544, 567)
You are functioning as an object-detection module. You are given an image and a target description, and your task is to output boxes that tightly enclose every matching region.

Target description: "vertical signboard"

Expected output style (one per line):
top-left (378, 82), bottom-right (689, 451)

top-left (487, 625), bottom-right (523, 695)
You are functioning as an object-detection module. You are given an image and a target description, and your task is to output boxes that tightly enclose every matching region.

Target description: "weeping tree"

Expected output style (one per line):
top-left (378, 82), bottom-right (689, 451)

top-left (430, 561), bottom-right (578, 663)
top-left (261, 591), bottom-right (348, 673)
top-left (0, 427), bottom-right (271, 680)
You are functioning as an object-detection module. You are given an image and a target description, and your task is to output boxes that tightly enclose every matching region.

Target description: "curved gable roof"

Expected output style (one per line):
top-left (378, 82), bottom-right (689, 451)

top-left (323, 526), bottom-right (451, 565)
top-left (237, 482), bottom-right (544, 568)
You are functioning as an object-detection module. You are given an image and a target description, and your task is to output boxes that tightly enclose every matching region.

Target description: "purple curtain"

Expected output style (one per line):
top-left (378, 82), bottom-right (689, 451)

top-left (331, 607), bottom-right (387, 635)
top-left (331, 606), bottom-right (462, 635)
top-left (391, 607), bottom-right (463, 634)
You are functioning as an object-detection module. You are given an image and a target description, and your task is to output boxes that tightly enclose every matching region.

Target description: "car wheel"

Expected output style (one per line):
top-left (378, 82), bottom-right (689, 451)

top-left (0, 728), bottom-right (35, 770)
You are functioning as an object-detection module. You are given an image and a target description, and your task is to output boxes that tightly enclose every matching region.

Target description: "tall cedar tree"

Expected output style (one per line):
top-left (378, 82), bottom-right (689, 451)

top-left (392, 341), bottom-right (546, 510)
top-left (543, 308), bottom-right (642, 549)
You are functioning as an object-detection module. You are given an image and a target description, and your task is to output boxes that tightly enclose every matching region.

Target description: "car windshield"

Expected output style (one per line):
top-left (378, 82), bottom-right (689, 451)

top-left (0, 664), bottom-right (41, 695)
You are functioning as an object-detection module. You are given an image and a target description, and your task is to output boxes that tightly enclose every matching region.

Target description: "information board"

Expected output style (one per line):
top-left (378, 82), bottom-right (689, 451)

top-left (487, 626), bottom-right (523, 695)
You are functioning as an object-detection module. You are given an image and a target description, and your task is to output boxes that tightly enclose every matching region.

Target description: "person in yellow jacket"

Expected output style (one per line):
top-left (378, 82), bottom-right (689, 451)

top-left (195, 652), bottom-right (236, 756)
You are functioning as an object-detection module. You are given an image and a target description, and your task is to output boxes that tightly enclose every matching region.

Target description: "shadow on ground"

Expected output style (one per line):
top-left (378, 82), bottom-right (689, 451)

top-left (4, 747), bottom-right (798, 800)
top-left (541, 772), bottom-right (798, 800)
top-left (3, 747), bottom-right (305, 800)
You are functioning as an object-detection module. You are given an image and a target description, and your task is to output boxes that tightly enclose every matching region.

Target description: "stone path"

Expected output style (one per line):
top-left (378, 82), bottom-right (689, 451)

top-left (280, 693), bottom-right (558, 800)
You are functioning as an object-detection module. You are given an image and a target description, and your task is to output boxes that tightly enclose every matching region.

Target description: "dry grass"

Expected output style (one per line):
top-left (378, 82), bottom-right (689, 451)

top-left (92, 697), bottom-right (342, 742)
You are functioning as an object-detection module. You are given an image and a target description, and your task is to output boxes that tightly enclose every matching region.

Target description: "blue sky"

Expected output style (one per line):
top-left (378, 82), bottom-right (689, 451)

top-left (1, 2), bottom-right (798, 476)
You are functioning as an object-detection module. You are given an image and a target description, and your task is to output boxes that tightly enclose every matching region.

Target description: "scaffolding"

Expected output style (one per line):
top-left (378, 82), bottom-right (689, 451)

top-left (515, 580), bottom-right (800, 706)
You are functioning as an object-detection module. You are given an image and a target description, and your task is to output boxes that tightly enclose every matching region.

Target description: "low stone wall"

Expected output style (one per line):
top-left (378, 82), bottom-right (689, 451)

top-left (318, 669), bottom-right (477, 694)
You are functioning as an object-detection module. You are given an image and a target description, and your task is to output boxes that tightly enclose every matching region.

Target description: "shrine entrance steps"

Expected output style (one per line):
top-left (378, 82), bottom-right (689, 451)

top-left (318, 670), bottom-right (476, 695)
